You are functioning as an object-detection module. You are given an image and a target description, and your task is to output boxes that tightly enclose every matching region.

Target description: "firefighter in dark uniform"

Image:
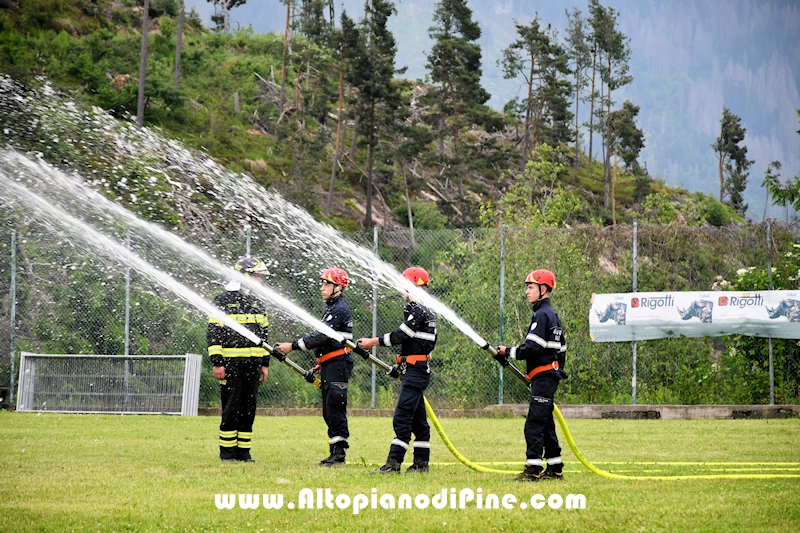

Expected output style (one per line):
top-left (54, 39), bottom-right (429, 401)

top-left (208, 256), bottom-right (270, 462)
top-left (276, 268), bottom-right (354, 467)
top-left (497, 269), bottom-right (567, 481)
top-left (358, 267), bottom-right (436, 474)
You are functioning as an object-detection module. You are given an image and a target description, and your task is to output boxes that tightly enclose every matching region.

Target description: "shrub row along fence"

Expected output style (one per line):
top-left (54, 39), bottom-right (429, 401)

top-left (1, 222), bottom-right (798, 409)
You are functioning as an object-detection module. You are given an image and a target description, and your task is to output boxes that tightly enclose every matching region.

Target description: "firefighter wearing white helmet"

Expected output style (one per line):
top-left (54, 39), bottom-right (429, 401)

top-left (497, 269), bottom-right (567, 482)
top-left (358, 266), bottom-right (437, 474)
top-left (207, 256), bottom-right (270, 462)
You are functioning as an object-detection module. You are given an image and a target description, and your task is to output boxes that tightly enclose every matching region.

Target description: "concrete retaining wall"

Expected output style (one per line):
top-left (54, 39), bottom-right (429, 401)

top-left (197, 404), bottom-right (800, 419)
top-left (485, 404), bottom-right (800, 419)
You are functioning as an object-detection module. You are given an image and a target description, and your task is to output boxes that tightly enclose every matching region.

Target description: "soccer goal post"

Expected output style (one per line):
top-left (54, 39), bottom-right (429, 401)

top-left (16, 352), bottom-right (202, 415)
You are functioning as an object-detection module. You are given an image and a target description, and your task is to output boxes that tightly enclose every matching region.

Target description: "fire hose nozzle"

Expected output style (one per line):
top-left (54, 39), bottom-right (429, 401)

top-left (303, 369), bottom-right (320, 387)
top-left (345, 340), bottom-right (371, 360)
top-left (482, 343), bottom-right (498, 356)
top-left (270, 343), bottom-right (286, 362)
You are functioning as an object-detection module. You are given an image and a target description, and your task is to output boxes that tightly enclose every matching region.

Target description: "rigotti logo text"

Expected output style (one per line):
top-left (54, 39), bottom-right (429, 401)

top-left (631, 295), bottom-right (674, 309)
top-left (725, 295), bottom-right (764, 308)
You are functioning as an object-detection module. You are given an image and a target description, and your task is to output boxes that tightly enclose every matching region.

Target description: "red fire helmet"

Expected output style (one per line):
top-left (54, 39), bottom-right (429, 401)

top-left (320, 267), bottom-right (349, 288)
top-left (524, 269), bottom-right (556, 290)
top-left (403, 267), bottom-right (429, 286)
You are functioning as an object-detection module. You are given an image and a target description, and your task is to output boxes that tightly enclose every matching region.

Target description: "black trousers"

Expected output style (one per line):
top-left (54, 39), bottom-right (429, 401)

top-left (388, 366), bottom-right (431, 463)
top-left (219, 358), bottom-right (262, 459)
top-left (524, 372), bottom-right (562, 463)
top-left (320, 357), bottom-right (353, 446)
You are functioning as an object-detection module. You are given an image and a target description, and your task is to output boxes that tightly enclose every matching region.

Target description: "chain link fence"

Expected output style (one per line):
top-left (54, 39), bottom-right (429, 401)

top-left (1, 222), bottom-right (799, 410)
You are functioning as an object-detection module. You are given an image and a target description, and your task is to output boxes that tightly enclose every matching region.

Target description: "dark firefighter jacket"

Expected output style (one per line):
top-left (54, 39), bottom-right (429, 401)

top-left (207, 289), bottom-right (270, 367)
top-left (378, 301), bottom-right (437, 357)
top-left (292, 294), bottom-right (354, 364)
top-left (508, 297), bottom-right (565, 375)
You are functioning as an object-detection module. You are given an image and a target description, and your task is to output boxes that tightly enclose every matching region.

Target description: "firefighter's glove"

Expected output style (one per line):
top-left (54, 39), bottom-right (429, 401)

top-left (387, 364), bottom-right (401, 379)
top-left (493, 353), bottom-right (510, 367)
top-left (303, 369), bottom-right (316, 384)
top-left (270, 344), bottom-right (286, 363)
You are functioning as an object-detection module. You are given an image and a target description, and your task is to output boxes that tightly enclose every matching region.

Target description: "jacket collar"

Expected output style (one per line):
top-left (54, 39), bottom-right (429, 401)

top-left (533, 297), bottom-right (550, 313)
top-left (325, 293), bottom-right (344, 306)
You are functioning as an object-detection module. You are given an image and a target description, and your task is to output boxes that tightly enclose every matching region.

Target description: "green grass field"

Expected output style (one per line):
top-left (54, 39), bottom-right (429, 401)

top-left (2, 410), bottom-right (799, 532)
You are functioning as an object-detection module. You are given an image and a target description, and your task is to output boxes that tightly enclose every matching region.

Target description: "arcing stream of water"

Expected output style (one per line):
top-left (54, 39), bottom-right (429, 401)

top-left (0, 74), bottom-right (495, 350)
top-left (0, 149), bottom-right (348, 346)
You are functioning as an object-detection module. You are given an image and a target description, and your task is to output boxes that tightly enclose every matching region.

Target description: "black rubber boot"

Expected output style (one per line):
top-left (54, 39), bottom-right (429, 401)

top-left (512, 464), bottom-right (543, 482)
top-left (237, 449), bottom-right (256, 463)
top-left (541, 463), bottom-right (564, 480)
top-left (406, 461), bottom-right (429, 473)
top-left (319, 443), bottom-right (347, 467)
top-left (220, 446), bottom-right (237, 462)
top-left (372, 457), bottom-right (402, 474)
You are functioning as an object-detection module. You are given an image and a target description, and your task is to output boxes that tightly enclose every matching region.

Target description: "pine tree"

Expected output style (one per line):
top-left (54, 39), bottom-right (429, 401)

top-left (326, 10), bottom-right (361, 213)
top-left (207, 0), bottom-right (248, 32)
top-left (712, 106), bottom-right (753, 215)
top-left (351, 0), bottom-right (401, 227)
top-left (499, 15), bottom-right (572, 169)
top-left (425, 0), bottom-right (490, 200)
top-left (173, 0), bottom-right (185, 90)
top-left (296, 0), bottom-right (335, 48)
top-left (608, 100), bottom-right (645, 170)
top-left (591, 1), bottom-right (632, 210)
top-left (564, 7), bottom-right (591, 166)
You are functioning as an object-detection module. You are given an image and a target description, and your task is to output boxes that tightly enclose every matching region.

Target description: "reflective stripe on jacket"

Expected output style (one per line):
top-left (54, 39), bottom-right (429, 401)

top-left (508, 298), bottom-right (565, 376)
top-left (379, 301), bottom-right (437, 357)
top-left (207, 289), bottom-right (270, 367)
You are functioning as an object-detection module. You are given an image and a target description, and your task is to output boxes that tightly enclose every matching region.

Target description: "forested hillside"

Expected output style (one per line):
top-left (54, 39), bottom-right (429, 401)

top-left (0, 0), bottom-right (747, 232)
top-left (186, 0), bottom-right (800, 222)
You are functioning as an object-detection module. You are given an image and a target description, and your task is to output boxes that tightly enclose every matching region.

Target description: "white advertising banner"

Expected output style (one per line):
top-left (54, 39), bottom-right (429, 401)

top-left (589, 291), bottom-right (800, 342)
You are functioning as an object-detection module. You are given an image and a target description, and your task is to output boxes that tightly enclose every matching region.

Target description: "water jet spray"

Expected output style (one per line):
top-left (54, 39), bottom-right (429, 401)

top-left (1, 175), bottom-right (321, 388)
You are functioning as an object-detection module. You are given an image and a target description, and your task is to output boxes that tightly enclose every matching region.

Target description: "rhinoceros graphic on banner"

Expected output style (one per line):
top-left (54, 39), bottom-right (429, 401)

top-left (596, 302), bottom-right (627, 325)
top-left (766, 299), bottom-right (800, 322)
top-left (677, 300), bottom-right (713, 323)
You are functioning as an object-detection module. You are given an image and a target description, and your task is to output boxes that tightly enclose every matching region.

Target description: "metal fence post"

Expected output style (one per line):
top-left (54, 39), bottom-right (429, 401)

top-left (245, 225), bottom-right (251, 257)
top-left (371, 225), bottom-right (378, 409)
top-left (632, 221), bottom-right (638, 405)
top-left (124, 230), bottom-right (131, 409)
top-left (9, 231), bottom-right (16, 408)
top-left (767, 219), bottom-right (774, 405)
top-left (498, 224), bottom-right (506, 405)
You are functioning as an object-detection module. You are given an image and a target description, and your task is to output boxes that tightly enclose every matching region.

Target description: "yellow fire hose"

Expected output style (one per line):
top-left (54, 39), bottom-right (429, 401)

top-left (426, 398), bottom-right (800, 480)
top-left (426, 347), bottom-right (800, 481)
top-left (355, 342), bottom-right (799, 480)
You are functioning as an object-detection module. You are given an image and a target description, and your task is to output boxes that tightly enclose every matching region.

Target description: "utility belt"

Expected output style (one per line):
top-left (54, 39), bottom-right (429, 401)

top-left (525, 360), bottom-right (559, 383)
top-left (395, 354), bottom-right (429, 365)
top-left (315, 347), bottom-right (351, 365)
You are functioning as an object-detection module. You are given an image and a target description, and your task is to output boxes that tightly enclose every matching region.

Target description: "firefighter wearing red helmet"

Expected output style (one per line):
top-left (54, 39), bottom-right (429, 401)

top-left (402, 266), bottom-right (429, 287)
top-left (276, 267), bottom-right (354, 466)
top-left (358, 266), bottom-right (437, 474)
top-left (208, 256), bottom-right (271, 462)
top-left (497, 269), bottom-right (567, 482)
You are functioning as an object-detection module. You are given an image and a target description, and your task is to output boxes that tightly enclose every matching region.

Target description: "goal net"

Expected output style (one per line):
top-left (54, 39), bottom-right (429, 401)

top-left (16, 352), bottom-right (202, 415)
